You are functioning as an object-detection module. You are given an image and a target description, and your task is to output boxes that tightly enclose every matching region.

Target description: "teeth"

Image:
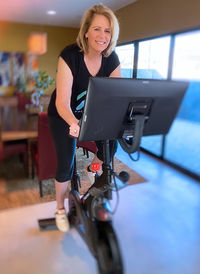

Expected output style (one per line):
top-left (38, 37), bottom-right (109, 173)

top-left (96, 41), bottom-right (105, 45)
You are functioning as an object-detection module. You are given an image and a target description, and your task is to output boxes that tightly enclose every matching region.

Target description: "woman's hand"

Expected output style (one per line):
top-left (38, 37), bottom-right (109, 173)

top-left (69, 123), bottom-right (80, 138)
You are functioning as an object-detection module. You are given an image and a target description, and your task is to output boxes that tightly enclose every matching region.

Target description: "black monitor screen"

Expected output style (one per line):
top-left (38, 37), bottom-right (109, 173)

top-left (79, 77), bottom-right (188, 142)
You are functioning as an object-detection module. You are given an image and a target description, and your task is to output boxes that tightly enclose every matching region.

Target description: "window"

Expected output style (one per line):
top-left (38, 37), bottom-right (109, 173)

top-left (137, 36), bottom-right (171, 79)
top-left (116, 28), bottom-right (200, 179)
top-left (166, 30), bottom-right (200, 176)
top-left (115, 44), bottom-right (134, 78)
top-left (172, 30), bottom-right (200, 81)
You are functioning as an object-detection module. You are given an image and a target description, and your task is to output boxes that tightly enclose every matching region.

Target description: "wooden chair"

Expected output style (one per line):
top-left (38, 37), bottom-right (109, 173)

top-left (16, 92), bottom-right (31, 111)
top-left (32, 112), bottom-right (97, 197)
top-left (31, 112), bottom-right (57, 197)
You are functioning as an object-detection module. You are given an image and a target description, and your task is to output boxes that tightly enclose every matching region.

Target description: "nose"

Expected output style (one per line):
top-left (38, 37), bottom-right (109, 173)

top-left (98, 29), bottom-right (105, 39)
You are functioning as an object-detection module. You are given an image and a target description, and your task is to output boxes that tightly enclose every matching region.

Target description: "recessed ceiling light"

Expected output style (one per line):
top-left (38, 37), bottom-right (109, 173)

top-left (47, 10), bottom-right (56, 15)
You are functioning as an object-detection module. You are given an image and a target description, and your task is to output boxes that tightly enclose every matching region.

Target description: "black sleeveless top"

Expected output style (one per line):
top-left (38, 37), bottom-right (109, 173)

top-left (48, 43), bottom-right (120, 120)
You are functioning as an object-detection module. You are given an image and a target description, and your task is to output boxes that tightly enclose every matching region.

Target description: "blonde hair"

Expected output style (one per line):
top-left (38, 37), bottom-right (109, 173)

top-left (76, 4), bottom-right (119, 57)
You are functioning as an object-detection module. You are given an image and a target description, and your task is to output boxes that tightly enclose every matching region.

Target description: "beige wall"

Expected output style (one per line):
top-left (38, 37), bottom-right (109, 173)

top-left (116, 0), bottom-right (200, 43)
top-left (0, 21), bottom-right (79, 79)
top-left (1, 0), bottom-right (200, 95)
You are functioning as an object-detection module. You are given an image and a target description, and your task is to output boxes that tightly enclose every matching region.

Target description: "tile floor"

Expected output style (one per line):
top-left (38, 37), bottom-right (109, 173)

top-left (0, 147), bottom-right (200, 274)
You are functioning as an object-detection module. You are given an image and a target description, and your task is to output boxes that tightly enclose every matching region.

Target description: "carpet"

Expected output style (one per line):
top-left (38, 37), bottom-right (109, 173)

top-left (0, 148), bottom-right (147, 210)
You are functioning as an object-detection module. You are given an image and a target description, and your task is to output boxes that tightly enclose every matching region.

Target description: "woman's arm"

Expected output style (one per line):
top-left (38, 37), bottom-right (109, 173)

top-left (55, 57), bottom-right (79, 137)
top-left (109, 64), bottom-right (121, 78)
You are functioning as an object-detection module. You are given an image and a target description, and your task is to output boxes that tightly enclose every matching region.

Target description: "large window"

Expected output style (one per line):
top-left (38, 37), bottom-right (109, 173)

top-left (116, 28), bottom-right (200, 179)
top-left (115, 43), bottom-right (134, 78)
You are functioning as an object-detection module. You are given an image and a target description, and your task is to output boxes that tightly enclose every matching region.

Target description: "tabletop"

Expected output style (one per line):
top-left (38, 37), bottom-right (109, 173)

top-left (0, 106), bottom-right (38, 142)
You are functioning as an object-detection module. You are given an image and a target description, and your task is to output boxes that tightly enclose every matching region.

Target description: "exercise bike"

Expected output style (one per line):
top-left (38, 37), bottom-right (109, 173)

top-left (39, 138), bottom-right (131, 274)
top-left (38, 116), bottom-right (145, 274)
top-left (66, 112), bottom-right (148, 274)
top-left (39, 77), bottom-right (188, 274)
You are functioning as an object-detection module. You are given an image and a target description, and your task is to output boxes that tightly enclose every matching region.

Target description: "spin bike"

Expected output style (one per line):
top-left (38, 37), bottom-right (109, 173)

top-left (38, 139), bottom-right (132, 274)
top-left (38, 76), bottom-right (187, 274)
top-left (65, 112), bottom-right (147, 274)
top-left (39, 115), bottom-right (144, 274)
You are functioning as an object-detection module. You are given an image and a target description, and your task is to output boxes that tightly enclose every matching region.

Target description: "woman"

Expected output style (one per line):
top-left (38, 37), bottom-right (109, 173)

top-left (48, 4), bottom-right (121, 232)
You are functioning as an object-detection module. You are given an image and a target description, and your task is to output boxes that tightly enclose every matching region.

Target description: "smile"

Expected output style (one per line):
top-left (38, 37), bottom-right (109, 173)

top-left (96, 41), bottom-right (106, 45)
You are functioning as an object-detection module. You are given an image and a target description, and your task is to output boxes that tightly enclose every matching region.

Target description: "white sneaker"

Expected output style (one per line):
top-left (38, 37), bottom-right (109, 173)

top-left (55, 208), bottom-right (69, 232)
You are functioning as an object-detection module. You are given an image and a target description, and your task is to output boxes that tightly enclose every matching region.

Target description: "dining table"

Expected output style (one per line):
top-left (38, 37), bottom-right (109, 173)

top-left (0, 104), bottom-right (38, 178)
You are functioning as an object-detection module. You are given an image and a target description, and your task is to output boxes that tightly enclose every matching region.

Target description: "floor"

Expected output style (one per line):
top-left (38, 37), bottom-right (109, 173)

top-left (0, 146), bottom-right (200, 274)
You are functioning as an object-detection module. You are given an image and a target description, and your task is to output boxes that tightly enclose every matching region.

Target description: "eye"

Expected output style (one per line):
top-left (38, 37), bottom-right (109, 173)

top-left (94, 27), bottom-right (100, 31)
top-left (105, 29), bottom-right (111, 34)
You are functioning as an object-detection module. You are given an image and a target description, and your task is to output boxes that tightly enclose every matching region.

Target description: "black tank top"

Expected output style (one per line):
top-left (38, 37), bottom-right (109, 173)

top-left (48, 43), bottom-right (120, 120)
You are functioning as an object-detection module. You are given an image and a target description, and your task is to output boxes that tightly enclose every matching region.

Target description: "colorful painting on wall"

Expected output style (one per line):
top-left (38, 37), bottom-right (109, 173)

top-left (12, 52), bottom-right (25, 85)
top-left (0, 52), bottom-right (11, 86)
top-left (0, 51), bottom-right (38, 95)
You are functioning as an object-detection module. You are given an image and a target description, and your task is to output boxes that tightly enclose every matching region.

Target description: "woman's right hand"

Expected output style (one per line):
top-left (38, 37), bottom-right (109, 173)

top-left (69, 123), bottom-right (80, 138)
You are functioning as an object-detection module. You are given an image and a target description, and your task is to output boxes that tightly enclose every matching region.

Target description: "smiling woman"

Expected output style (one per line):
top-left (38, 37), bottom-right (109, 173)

top-left (77, 4), bottom-right (119, 57)
top-left (47, 3), bottom-right (121, 232)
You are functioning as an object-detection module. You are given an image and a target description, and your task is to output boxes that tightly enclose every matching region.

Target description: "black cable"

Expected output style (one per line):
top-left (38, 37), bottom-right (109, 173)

top-left (110, 144), bottom-right (120, 215)
top-left (128, 149), bottom-right (140, 161)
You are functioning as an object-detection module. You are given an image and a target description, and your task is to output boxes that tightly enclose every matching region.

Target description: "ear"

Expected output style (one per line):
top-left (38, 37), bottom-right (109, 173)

top-left (85, 33), bottom-right (88, 39)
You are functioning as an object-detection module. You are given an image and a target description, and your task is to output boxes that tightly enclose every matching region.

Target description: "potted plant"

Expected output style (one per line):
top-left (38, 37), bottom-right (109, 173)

top-left (26, 70), bottom-right (55, 113)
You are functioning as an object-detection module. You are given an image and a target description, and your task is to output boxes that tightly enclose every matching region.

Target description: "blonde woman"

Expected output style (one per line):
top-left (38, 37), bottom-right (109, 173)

top-left (48, 4), bottom-right (121, 232)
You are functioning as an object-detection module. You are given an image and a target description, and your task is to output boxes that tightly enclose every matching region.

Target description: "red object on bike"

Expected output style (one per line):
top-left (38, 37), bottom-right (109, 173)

top-left (91, 163), bottom-right (101, 171)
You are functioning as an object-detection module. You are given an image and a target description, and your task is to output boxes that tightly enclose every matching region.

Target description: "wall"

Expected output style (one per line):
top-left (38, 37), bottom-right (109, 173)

top-left (116, 0), bottom-right (200, 43)
top-left (0, 21), bottom-right (79, 83)
top-left (1, 0), bottom-right (200, 95)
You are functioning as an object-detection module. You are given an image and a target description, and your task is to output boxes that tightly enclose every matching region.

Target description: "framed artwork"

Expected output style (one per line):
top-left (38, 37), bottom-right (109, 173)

top-left (0, 52), bottom-right (11, 87)
top-left (12, 52), bottom-right (25, 85)
top-left (0, 51), bottom-right (38, 95)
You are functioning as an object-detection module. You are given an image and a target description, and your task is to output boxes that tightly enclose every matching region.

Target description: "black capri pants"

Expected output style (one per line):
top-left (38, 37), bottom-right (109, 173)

top-left (48, 115), bottom-right (117, 183)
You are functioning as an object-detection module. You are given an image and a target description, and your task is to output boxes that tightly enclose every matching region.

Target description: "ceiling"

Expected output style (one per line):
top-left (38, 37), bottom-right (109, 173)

top-left (0, 0), bottom-right (137, 28)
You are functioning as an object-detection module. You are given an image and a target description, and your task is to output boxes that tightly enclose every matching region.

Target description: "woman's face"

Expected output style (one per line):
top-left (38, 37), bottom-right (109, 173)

top-left (85, 14), bottom-right (111, 55)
